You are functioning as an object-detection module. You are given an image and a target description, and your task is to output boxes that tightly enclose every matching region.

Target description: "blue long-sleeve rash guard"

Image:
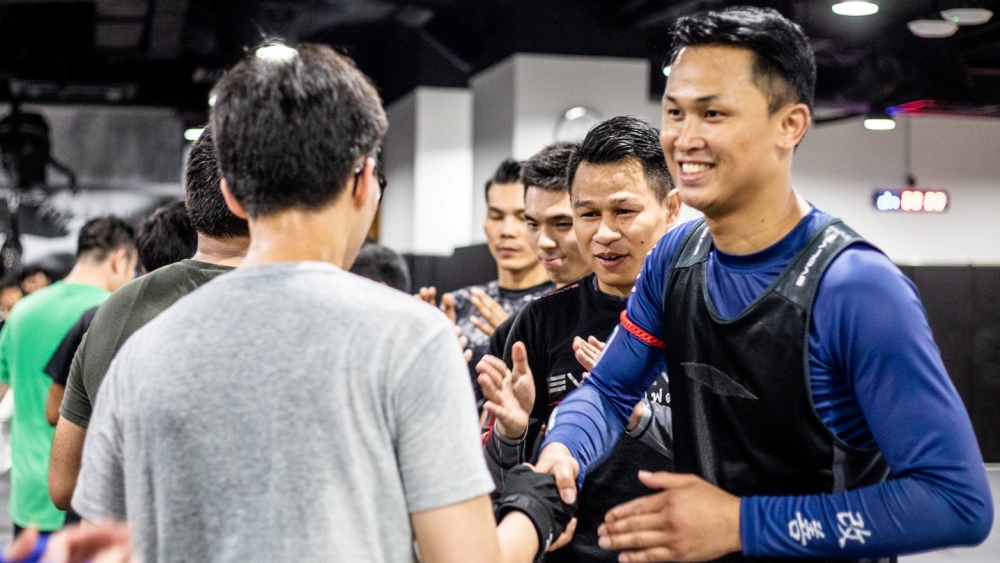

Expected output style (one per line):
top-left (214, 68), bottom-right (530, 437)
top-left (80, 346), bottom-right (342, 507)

top-left (543, 207), bottom-right (994, 558)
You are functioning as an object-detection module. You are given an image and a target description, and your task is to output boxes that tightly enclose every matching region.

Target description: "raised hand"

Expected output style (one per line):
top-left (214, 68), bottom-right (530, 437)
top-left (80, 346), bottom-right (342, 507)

top-left (469, 287), bottom-right (509, 337)
top-left (573, 335), bottom-right (605, 373)
top-left (477, 342), bottom-right (535, 438)
top-left (597, 471), bottom-right (741, 562)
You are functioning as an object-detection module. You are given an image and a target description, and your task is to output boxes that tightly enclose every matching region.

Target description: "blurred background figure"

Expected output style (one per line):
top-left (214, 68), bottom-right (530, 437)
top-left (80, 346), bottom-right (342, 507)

top-left (19, 266), bottom-right (51, 295)
top-left (0, 216), bottom-right (136, 540)
top-left (0, 282), bottom-right (23, 326)
top-left (135, 201), bottom-right (197, 275)
top-left (350, 242), bottom-right (411, 292)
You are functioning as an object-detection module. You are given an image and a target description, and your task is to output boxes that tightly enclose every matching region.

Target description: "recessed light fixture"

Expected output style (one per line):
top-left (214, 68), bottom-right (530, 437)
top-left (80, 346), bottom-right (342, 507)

top-left (940, 7), bottom-right (993, 25)
top-left (662, 65), bottom-right (672, 77)
top-left (184, 127), bottom-right (205, 142)
top-left (832, 2), bottom-right (879, 16)
top-left (864, 118), bottom-right (896, 131)
top-left (908, 19), bottom-right (959, 38)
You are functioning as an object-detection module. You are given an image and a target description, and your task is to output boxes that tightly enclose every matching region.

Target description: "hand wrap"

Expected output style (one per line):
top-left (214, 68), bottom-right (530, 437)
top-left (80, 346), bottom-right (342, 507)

top-left (495, 465), bottom-right (575, 561)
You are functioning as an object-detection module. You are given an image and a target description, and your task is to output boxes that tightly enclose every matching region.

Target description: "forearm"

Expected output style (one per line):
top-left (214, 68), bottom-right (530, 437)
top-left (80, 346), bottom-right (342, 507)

top-left (626, 400), bottom-right (673, 460)
top-left (496, 512), bottom-right (540, 563)
top-left (46, 384), bottom-right (65, 426)
top-left (484, 423), bottom-right (534, 500)
top-left (49, 417), bottom-right (85, 510)
top-left (743, 468), bottom-right (994, 558)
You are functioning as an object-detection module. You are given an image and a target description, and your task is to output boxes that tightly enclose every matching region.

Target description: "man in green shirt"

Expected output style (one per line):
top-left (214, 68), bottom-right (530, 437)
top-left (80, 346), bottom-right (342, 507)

top-left (48, 126), bottom-right (250, 511)
top-left (0, 216), bottom-right (137, 535)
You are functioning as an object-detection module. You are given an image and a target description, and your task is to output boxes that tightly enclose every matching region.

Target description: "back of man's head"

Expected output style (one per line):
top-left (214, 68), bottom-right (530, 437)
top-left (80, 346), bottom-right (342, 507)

top-left (185, 125), bottom-right (250, 239)
top-left (76, 216), bottom-right (137, 263)
top-left (521, 142), bottom-right (579, 193)
top-left (567, 116), bottom-right (674, 201)
top-left (349, 243), bottom-right (411, 293)
top-left (210, 42), bottom-right (388, 218)
top-left (137, 201), bottom-right (197, 273)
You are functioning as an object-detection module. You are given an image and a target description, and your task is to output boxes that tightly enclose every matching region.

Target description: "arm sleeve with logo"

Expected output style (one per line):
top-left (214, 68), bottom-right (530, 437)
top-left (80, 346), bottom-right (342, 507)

top-left (741, 250), bottom-right (994, 558)
top-left (541, 226), bottom-right (690, 482)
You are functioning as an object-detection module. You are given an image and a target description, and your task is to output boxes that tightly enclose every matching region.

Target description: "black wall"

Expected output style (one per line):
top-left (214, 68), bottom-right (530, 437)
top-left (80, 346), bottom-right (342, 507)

top-left (900, 266), bottom-right (1000, 463)
top-left (406, 249), bottom-right (1000, 462)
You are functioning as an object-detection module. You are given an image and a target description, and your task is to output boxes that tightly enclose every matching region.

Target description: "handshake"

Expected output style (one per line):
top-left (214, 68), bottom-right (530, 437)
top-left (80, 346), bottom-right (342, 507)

top-left (495, 465), bottom-right (576, 562)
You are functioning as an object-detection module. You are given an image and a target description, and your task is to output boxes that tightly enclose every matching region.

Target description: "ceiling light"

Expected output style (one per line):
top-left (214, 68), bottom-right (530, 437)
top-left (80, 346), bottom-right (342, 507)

top-left (940, 8), bottom-right (993, 25)
top-left (662, 65), bottom-right (671, 77)
top-left (908, 19), bottom-right (959, 38)
top-left (832, 2), bottom-right (879, 16)
top-left (184, 127), bottom-right (205, 142)
top-left (864, 118), bottom-right (896, 131)
top-left (254, 43), bottom-right (296, 62)
top-left (208, 94), bottom-right (217, 107)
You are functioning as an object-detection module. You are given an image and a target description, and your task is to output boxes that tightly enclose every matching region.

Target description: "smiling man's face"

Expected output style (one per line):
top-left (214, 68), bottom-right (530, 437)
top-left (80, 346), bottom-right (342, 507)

top-left (571, 158), bottom-right (671, 297)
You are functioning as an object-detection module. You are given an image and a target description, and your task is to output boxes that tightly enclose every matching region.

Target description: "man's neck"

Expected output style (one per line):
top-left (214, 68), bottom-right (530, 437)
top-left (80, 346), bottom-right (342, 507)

top-left (497, 262), bottom-right (550, 290)
top-left (704, 185), bottom-right (812, 256)
top-left (62, 263), bottom-right (110, 292)
top-left (239, 204), bottom-right (358, 270)
top-left (191, 234), bottom-right (250, 268)
top-left (596, 278), bottom-right (633, 298)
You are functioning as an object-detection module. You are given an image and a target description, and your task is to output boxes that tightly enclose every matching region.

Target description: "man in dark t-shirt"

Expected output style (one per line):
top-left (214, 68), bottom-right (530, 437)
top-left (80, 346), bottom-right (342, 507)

top-left (481, 117), bottom-right (681, 562)
top-left (47, 126), bottom-right (251, 511)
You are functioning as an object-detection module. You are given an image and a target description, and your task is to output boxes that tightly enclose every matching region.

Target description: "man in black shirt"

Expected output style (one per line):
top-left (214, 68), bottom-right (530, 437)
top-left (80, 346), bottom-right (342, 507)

top-left (480, 116), bottom-right (681, 562)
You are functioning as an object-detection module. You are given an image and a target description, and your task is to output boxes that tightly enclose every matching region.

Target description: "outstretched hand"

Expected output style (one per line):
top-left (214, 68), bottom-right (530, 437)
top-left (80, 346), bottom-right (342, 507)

top-left (477, 342), bottom-right (535, 438)
top-left (469, 287), bottom-right (508, 337)
top-left (535, 442), bottom-right (580, 505)
top-left (598, 471), bottom-right (742, 562)
top-left (415, 287), bottom-right (457, 324)
top-left (4, 522), bottom-right (134, 563)
top-left (573, 335), bottom-right (605, 373)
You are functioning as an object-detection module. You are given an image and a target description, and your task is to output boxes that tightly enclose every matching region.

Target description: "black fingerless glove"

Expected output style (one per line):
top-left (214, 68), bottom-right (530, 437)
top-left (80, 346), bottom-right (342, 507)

top-left (495, 465), bottom-right (575, 562)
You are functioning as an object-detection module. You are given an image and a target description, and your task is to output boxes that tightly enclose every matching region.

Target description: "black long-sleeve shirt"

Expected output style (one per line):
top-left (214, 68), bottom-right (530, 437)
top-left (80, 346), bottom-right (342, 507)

top-left (483, 274), bottom-right (673, 562)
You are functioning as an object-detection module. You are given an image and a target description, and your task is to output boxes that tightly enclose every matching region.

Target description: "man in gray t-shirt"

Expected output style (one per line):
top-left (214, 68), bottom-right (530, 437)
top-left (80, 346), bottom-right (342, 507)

top-left (73, 43), bottom-right (570, 563)
top-left (74, 263), bottom-right (495, 562)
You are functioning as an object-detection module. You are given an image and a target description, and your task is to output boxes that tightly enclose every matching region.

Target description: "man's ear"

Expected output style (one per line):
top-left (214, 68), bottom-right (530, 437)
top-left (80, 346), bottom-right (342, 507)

top-left (220, 179), bottom-right (250, 219)
top-left (777, 102), bottom-right (811, 149)
top-left (352, 157), bottom-right (375, 209)
top-left (664, 189), bottom-right (682, 229)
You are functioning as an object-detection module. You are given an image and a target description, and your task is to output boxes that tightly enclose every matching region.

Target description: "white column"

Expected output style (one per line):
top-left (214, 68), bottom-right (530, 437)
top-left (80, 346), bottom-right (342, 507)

top-left (380, 87), bottom-right (474, 255)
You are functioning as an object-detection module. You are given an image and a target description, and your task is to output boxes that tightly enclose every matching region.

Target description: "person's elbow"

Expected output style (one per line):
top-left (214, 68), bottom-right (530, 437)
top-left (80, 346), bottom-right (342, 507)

top-left (49, 468), bottom-right (74, 510)
top-left (960, 482), bottom-right (995, 547)
top-left (45, 404), bottom-right (59, 426)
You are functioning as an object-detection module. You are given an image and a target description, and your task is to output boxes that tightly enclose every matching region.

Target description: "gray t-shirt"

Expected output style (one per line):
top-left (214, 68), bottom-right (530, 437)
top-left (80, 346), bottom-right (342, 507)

top-left (73, 262), bottom-right (494, 563)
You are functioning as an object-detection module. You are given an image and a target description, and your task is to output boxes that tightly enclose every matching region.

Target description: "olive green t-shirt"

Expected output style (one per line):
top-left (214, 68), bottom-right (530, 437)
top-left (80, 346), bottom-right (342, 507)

top-left (0, 281), bottom-right (110, 529)
top-left (60, 259), bottom-right (234, 429)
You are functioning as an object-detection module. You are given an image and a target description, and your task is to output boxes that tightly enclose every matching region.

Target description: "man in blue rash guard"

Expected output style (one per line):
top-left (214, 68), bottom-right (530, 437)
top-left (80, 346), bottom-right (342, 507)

top-left (535, 6), bottom-right (993, 563)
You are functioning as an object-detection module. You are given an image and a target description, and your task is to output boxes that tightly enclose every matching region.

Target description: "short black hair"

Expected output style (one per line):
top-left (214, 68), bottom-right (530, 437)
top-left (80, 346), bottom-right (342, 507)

top-left (136, 201), bottom-right (197, 272)
top-left (76, 216), bottom-right (137, 261)
top-left (668, 6), bottom-right (815, 114)
top-left (0, 280), bottom-right (22, 293)
top-left (185, 125), bottom-right (249, 239)
top-left (521, 142), bottom-right (579, 193)
top-left (19, 265), bottom-right (51, 284)
top-left (210, 42), bottom-right (388, 218)
top-left (567, 116), bottom-right (674, 201)
top-left (485, 158), bottom-right (524, 202)
top-left (350, 243), bottom-right (411, 293)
